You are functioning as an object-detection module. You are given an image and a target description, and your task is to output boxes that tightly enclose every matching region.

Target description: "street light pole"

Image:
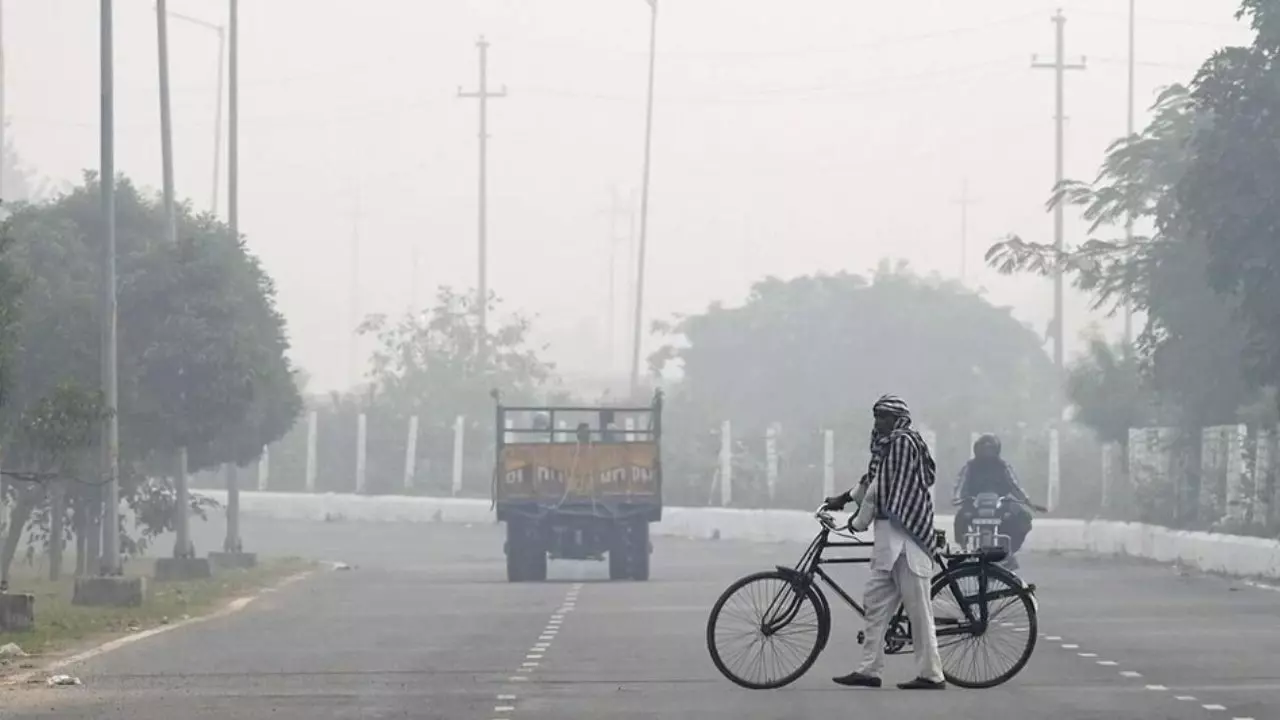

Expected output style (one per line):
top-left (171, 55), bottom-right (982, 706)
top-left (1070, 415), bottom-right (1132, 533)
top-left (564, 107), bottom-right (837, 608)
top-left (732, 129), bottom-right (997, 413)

top-left (629, 0), bottom-right (658, 400)
top-left (155, 0), bottom-right (192, 560)
top-left (224, 0), bottom-right (243, 556)
top-left (160, 6), bottom-right (225, 215)
top-left (99, 0), bottom-right (121, 576)
top-left (1123, 0), bottom-right (1136, 347)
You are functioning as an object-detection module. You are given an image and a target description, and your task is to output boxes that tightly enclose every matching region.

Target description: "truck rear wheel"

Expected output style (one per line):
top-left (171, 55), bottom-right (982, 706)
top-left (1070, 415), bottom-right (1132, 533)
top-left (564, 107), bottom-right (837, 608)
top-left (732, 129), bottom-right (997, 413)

top-left (608, 526), bottom-right (628, 580)
top-left (506, 520), bottom-right (547, 582)
top-left (630, 521), bottom-right (651, 581)
top-left (608, 521), bottom-right (651, 581)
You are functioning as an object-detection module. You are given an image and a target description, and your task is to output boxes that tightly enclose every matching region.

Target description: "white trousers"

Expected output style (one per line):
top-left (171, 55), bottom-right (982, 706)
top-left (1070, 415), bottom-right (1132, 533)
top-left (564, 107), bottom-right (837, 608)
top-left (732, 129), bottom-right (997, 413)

top-left (856, 553), bottom-right (944, 682)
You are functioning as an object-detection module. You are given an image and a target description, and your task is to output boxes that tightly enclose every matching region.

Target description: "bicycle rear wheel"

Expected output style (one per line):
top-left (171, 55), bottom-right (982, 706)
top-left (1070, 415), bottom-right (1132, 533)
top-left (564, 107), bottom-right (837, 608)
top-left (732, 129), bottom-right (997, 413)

top-left (930, 563), bottom-right (1038, 688)
top-left (706, 570), bottom-right (830, 689)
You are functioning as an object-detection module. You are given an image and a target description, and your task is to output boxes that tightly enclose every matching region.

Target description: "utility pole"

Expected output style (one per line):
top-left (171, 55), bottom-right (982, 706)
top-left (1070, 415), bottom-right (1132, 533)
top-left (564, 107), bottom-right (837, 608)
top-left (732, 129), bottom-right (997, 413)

top-left (1032, 8), bottom-right (1086, 387)
top-left (347, 189), bottom-right (361, 388)
top-left (155, 0), bottom-right (192, 561)
top-left (162, 7), bottom-right (225, 215)
top-left (0, 0), bottom-right (6, 206)
top-left (631, 0), bottom-right (658, 400)
top-left (599, 188), bottom-right (637, 373)
top-left (457, 37), bottom-right (506, 351)
top-left (1123, 0), bottom-right (1136, 347)
top-left (224, 0), bottom-right (242, 557)
top-left (952, 179), bottom-right (981, 284)
top-left (99, 0), bottom-right (122, 576)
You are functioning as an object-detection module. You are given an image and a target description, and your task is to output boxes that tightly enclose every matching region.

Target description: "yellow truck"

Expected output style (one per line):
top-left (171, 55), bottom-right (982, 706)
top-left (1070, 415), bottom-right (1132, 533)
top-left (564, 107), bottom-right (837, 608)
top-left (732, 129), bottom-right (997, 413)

top-left (492, 391), bottom-right (663, 582)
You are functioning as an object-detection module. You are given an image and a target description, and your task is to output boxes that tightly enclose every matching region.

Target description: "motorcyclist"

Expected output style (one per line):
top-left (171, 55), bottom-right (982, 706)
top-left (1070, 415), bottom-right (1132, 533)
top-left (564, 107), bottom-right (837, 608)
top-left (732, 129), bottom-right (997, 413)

top-left (951, 434), bottom-right (1045, 554)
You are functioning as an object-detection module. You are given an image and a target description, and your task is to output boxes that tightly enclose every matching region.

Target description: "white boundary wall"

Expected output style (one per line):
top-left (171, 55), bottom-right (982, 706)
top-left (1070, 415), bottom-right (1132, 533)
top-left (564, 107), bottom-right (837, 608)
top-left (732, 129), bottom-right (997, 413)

top-left (196, 490), bottom-right (1280, 581)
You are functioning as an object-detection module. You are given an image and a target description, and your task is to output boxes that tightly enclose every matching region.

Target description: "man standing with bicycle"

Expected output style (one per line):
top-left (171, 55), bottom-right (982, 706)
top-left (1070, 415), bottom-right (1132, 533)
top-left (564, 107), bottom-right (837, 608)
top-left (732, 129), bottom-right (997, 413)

top-left (823, 394), bottom-right (945, 690)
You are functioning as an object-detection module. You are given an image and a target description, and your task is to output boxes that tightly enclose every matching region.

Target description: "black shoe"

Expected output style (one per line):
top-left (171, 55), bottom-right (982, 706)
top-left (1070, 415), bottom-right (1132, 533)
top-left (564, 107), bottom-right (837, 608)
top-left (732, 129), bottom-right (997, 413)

top-left (833, 672), bottom-right (881, 688)
top-left (897, 677), bottom-right (946, 690)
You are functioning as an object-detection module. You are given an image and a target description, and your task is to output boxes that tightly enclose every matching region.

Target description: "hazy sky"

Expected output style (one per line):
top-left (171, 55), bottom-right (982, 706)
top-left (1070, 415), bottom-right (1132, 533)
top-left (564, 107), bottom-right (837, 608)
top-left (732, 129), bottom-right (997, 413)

top-left (4, 0), bottom-right (1253, 392)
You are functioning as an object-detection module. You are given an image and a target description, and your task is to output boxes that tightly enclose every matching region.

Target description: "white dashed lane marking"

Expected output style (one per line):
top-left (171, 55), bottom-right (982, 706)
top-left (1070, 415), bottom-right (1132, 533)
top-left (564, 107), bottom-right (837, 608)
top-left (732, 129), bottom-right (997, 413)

top-left (1042, 631), bottom-right (1256, 716)
top-left (490, 583), bottom-right (583, 720)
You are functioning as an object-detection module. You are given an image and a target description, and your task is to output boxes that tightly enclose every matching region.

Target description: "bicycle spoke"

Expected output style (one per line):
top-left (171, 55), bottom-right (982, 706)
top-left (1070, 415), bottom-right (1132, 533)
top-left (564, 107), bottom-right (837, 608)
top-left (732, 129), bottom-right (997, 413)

top-left (931, 566), bottom-right (1036, 688)
top-left (708, 573), bottom-right (825, 689)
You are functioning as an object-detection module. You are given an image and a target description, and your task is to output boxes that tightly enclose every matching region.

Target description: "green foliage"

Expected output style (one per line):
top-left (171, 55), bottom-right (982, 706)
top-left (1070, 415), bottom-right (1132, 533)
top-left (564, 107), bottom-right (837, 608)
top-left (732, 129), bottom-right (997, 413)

top-left (360, 286), bottom-right (555, 434)
top-left (14, 383), bottom-right (109, 470)
top-left (1175, 4), bottom-right (1280, 394)
top-left (987, 84), bottom-right (1255, 432)
top-left (1065, 335), bottom-right (1154, 446)
top-left (0, 172), bottom-right (299, 557)
top-left (648, 262), bottom-right (1059, 505)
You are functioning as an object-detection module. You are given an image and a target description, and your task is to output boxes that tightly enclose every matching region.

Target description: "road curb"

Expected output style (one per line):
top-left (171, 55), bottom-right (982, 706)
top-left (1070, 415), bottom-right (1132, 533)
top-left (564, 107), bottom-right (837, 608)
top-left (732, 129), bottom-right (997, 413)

top-left (1, 568), bottom-right (316, 687)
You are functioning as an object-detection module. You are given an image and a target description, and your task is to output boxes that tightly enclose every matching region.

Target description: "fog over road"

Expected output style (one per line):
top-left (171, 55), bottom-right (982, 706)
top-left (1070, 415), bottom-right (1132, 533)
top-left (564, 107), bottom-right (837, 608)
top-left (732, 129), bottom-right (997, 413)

top-left (3, 516), bottom-right (1277, 719)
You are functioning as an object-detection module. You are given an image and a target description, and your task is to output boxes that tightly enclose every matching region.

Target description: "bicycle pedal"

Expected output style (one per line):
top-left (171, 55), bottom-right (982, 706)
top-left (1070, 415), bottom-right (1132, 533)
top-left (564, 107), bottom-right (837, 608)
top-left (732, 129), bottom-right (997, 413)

top-left (856, 631), bottom-right (865, 645)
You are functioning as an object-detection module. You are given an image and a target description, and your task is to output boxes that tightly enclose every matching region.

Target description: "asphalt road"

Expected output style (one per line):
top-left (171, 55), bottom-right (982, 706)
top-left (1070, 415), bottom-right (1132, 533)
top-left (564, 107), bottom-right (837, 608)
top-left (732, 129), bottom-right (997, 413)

top-left (3, 514), bottom-right (1278, 719)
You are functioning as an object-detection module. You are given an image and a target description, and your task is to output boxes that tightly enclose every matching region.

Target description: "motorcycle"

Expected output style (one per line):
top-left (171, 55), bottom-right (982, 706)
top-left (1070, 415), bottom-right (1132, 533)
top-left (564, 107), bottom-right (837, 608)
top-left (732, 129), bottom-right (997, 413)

top-left (960, 493), bottom-right (1022, 571)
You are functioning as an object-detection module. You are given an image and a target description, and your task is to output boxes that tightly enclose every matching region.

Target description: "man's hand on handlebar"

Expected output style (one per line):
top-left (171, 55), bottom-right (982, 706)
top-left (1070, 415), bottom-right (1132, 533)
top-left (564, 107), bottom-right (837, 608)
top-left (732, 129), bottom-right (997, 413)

top-left (822, 490), bottom-right (853, 511)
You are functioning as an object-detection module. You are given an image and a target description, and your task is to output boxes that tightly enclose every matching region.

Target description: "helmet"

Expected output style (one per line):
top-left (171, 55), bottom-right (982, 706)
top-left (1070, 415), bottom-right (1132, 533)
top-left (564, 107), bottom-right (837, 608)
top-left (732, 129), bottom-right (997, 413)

top-left (973, 433), bottom-right (1001, 459)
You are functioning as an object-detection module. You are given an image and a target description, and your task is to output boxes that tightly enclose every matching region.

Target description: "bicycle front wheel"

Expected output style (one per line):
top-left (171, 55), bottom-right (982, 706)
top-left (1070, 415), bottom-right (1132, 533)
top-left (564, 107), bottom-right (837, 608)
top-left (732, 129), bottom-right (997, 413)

top-left (706, 570), bottom-right (830, 689)
top-left (931, 562), bottom-right (1038, 688)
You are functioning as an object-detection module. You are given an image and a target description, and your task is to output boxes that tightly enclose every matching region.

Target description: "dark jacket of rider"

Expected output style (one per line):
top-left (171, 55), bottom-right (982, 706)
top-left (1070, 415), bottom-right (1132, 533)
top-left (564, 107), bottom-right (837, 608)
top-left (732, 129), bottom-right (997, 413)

top-left (951, 457), bottom-right (1032, 508)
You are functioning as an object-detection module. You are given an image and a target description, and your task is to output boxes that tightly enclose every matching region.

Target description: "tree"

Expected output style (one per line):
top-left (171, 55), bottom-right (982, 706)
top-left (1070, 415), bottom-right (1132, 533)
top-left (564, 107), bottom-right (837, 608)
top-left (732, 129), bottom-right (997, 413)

top-left (986, 85), bottom-right (1254, 432)
top-left (1065, 334), bottom-right (1156, 448)
top-left (0, 383), bottom-right (108, 585)
top-left (1173, 1), bottom-right (1280, 396)
top-left (648, 262), bottom-right (1060, 506)
top-left (354, 287), bottom-right (557, 494)
top-left (0, 173), bottom-right (300, 569)
top-left (360, 286), bottom-right (555, 423)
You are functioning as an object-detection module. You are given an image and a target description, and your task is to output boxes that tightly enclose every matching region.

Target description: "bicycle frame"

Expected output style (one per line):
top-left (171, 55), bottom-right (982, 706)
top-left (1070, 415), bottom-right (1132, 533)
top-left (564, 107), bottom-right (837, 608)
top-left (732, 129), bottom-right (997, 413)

top-left (763, 514), bottom-right (1030, 642)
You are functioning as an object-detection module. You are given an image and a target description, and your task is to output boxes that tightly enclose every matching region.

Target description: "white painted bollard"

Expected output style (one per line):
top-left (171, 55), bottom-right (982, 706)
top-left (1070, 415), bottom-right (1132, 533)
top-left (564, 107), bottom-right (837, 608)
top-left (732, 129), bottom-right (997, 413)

top-left (404, 415), bottom-right (419, 490)
top-left (719, 420), bottom-right (733, 507)
top-left (451, 415), bottom-right (465, 496)
top-left (822, 429), bottom-right (835, 499)
top-left (1047, 428), bottom-right (1060, 512)
top-left (555, 420), bottom-right (567, 444)
top-left (1225, 424), bottom-right (1247, 524)
top-left (355, 413), bottom-right (368, 494)
top-left (258, 444), bottom-right (269, 491)
top-left (504, 417), bottom-right (514, 445)
top-left (625, 417), bottom-right (636, 442)
top-left (305, 410), bottom-right (318, 493)
top-left (1256, 428), bottom-right (1275, 526)
top-left (765, 423), bottom-right (779, 502)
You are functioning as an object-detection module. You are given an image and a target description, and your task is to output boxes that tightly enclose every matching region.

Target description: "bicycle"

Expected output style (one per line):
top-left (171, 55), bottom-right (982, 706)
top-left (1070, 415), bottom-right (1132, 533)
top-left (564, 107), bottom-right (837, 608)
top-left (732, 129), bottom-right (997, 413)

top-left (706, 505), bottom-right (1039, 690)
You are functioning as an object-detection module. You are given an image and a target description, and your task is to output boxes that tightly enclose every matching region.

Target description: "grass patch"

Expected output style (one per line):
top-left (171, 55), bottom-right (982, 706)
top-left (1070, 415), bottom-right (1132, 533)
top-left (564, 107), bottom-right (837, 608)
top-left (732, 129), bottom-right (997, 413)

top-left (0, 555), bottom-right (315, 666)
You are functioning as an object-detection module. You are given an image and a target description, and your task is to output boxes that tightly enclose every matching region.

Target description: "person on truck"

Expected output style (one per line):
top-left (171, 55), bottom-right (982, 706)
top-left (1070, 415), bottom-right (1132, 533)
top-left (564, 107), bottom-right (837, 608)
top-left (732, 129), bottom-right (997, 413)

top-left (822, 394), bottom-right (945, 691)
top-left (952, 434), bottom-right (1044, 554)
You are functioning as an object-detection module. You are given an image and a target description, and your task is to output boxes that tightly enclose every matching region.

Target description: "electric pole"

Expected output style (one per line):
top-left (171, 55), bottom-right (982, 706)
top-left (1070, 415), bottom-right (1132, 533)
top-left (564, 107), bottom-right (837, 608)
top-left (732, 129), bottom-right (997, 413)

top-left (1032, 8), bottom-right (1085, 385)
top-left (0, 0), bottom-right (6, 206)
top-left (155, 0), bottom-right (192, 561)
top-left (348, 188), bottom-right (361, 389)
top-left (224, 0), bottom-right (242, 556)
top-left (631, 0), bottom-right (658, 400)
top-left (1123, 0), bottom-right (1136, 347)
top-left (599, 187), bottom-right (637, 373)
top-left (952, 179), bottom-right (981, 285)
top-left (457, 36), bottom-right (506, 350)
top-left (99, 0), bottom-right (122, 576)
